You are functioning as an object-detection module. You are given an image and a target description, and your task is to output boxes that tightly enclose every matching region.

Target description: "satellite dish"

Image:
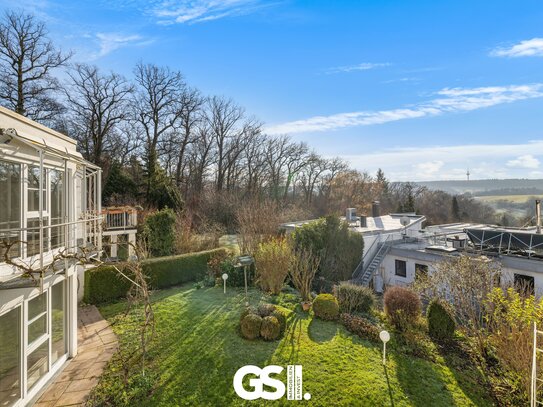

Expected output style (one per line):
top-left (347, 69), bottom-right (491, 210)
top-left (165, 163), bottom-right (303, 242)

top-left (400, 216), bottom-right (410, 227)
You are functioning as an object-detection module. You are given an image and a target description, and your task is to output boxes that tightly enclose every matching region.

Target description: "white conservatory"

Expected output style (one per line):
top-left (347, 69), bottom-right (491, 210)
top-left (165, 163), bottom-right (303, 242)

top-left (0, 106), bottom-right (102, 406)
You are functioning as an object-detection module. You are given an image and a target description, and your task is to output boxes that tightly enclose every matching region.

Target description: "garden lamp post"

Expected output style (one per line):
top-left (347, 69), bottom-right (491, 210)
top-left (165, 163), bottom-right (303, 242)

top-left (235, 255), bottom-right (254, 306)
top-left (380, 330), bottom-right (390, 365)
top-left (222, 273), bottom-right (228, 294)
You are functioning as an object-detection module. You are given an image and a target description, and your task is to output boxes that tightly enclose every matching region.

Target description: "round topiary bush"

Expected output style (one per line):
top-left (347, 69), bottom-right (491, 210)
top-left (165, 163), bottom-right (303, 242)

top-left (384, 286), bottom-right (422, 330)
top-left (427, 298), bottom-right (456, 341)
top-left (240, 306), bottom-right (257, 323)
top-left (258, 303), bottom-right (276, 317)
top-left (240, 314), bottom-right (263, 340)
top-left (312, 293), bottom-right (340, 320)
top-left (271, 308), bottom-right (287, 334)
top-left (260, 316), bottom-right (281, 341)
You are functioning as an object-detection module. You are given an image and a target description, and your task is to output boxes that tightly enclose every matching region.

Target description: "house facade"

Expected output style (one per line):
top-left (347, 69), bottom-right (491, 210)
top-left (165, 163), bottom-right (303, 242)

top-left (0, 107), bottom-right (102, 406)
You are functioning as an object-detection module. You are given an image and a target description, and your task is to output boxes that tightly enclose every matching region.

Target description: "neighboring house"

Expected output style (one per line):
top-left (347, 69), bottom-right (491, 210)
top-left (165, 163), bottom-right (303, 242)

top-left (0, 107), bottom-right (102, 407)
top-left (280, 202), bottom-right (427, 287)
top-left (366, 221), bottom-right (543, 296)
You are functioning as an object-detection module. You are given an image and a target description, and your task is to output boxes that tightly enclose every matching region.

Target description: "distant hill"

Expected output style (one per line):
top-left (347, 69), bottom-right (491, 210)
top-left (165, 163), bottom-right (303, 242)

top-left (416, 179), bottom-right (543, 196)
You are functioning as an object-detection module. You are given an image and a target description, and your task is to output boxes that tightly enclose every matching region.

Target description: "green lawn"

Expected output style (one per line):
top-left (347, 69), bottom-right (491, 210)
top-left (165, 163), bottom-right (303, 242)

top-left (91, 285), bottom-right (494, 406)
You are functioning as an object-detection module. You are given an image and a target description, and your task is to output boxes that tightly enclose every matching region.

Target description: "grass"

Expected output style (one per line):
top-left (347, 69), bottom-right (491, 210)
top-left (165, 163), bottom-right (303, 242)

top-left (91, 285), bottom-right (494, 406)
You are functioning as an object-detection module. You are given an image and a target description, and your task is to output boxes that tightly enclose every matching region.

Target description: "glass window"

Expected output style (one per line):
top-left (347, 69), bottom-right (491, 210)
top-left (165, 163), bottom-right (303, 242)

top-left (51, 281), bottom-right (66, 364)
top-left (0, 161), bottom-right (21, 259)
top-left (27, 166), bottom-right (46, 212)
top-left (50, 170), bottom-right (65, 249)
top-left (0, 307), bottom-right (21, 406)
top-left (27, 340), bottom-right (49, 391)
top-left (27, 293), bottom-right (47, 346)
top-left (395, 260), bottom-right (407, 277)
top-left (26, 218), bottom-right (49, 257)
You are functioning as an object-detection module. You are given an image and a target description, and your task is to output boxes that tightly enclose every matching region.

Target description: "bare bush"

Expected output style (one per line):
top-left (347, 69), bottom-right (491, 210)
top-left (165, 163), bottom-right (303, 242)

top-left (254, 237), bottom-right (293, 294)
top-left (236, 198), bottom-right (281, 256)
top-left (289, 249), bottom-right (320, 302)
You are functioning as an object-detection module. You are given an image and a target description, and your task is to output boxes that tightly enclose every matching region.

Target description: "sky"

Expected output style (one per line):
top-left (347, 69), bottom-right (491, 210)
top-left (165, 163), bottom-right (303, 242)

top-left (2, 0), bottom-right (543, 181)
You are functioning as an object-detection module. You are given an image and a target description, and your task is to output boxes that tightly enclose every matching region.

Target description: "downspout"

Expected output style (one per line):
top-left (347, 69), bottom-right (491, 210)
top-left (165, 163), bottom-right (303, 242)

top-left (536, 199), bottom-right (541, 234)
top-left (39, 149), bottom-right (44, 290)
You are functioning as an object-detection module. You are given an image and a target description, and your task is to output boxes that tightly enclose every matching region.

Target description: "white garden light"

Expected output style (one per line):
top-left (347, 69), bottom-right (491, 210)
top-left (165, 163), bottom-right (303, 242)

top-left (222, 273), bottom-right (228, 294)
top-left (379, 330), bottom-right (390, 365)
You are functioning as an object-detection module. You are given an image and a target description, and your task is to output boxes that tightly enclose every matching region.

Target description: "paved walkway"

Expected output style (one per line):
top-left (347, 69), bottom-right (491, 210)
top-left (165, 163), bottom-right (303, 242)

top-left (34, 306), bottom-right (118, 407)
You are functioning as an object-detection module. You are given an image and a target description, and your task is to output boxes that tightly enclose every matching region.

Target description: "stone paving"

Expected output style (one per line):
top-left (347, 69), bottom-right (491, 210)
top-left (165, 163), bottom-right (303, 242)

top-left (34, 306), bottom-right (118, 407)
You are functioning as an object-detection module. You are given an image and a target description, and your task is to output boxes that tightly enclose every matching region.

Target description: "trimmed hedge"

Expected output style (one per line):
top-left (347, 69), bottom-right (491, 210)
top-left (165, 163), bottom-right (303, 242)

top-left (84, 248), bottom-right (227, 304)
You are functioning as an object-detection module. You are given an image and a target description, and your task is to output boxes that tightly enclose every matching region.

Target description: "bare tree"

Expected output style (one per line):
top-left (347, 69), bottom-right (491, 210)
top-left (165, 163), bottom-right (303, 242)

top-left (133, 63), bottom-right (186, 201)
top-left (0, 11), bottom-right (71, 122)
top-left (65, 64), bottom-right (134, 167)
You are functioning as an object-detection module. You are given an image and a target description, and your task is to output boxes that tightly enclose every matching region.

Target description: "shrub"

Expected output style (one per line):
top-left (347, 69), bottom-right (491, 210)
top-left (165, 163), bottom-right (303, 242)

top-left (257, 303), bottom-right (276, 317)
top-left (143, 248), bottom-right (227, 289)
top-left (427, 298), bottom-right (456, 342)
top-left (219, 256), bottom-right (253, 287)
top-left (260, 316), bottom-right (281, 341)
top-left (290, 250), bottom-right (319, 302)
top-left (240, 306), bottom-right (257, 323)
top-left (384, 286), bottom-right (421, 330)
top-left (312, 293), bottom-right (340, 320)
top-left (254, 237), bottom-right (293, 295)
top-left (271, 308), bottom-right (288, 335)
top-left (84, 248), bottom-right (227, 304)
top-left (83, 265), bottom-right (132, 304)
top-left (143, 208), bottom-right (176, 257)
top-left (340, 313), bottom-right (380, 342)
top-left (207, 250), bottom-right (229, 278)
top-left (291, 215), bottom-right (364, 283)
top-left (240, 314), bottom-right (262, 340)
top-left (334, 282), bottom-right (375, 314)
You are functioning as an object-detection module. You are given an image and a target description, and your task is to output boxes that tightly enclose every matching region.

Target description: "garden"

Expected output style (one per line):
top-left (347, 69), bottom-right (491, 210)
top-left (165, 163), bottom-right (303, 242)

top-left (79, 209), bottom-right (543, 406)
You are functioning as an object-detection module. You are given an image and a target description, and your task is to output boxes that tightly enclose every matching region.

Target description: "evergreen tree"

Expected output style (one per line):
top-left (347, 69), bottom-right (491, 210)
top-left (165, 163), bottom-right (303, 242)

top-left (451, 196), bottom-right (460, 221)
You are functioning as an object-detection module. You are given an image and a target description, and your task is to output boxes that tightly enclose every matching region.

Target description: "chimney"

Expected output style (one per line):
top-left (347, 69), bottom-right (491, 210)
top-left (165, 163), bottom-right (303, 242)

top-left (359, 215), bottom-right (367, 228)
top-left (537, 200), bottom-right (542, 234)
top-left (346, 208), bottom-right (356, 222)
top-left (372, 201), bottom-right (381, 218)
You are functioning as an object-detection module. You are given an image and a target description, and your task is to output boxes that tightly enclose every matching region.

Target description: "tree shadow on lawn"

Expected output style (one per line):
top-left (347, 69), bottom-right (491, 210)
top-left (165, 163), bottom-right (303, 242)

top-left (275, 307), bottom-right (309, 364)
top-left (392, 351), bottom-right (458, 407)
top-left (436, 339), bottom-right (494, 406)
top-left (307, 317), bottom-right (338, 344)
top-left (139, 286), bottom-right (284, 406)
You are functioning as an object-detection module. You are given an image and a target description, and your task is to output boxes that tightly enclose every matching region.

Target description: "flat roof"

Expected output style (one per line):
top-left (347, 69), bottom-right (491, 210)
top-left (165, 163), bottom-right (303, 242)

top-left (281, 213), bottom-right (425, 235)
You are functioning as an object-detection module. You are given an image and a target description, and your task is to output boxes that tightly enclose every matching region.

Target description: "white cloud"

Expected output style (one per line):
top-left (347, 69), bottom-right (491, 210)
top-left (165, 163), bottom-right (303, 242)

top-left (92, 33), bottom-right (152, 59)
top-left (335, 141), bottom-right (543, 181)
top-left (414, 160), bottom-right (444, 175)
top-left (265, 83), bottom-right (543, 135)
top-left (325, 62), bottom-right (390, 74)
top-left (506, 154), bottom-right (540, 169)
top-left (491, 38), bottom-right (543, 57)
top-left (151, 0), bottom-right (264, 24)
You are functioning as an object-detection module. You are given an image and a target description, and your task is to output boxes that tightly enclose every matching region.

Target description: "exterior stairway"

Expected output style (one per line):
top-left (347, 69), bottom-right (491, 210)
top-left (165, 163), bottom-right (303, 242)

top-left (352, 236), bottom-right (393, 286)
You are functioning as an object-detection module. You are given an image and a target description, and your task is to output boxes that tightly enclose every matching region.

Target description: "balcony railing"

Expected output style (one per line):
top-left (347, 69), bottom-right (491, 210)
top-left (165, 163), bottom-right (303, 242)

top-left (102, 207), bottom-right (138, 231)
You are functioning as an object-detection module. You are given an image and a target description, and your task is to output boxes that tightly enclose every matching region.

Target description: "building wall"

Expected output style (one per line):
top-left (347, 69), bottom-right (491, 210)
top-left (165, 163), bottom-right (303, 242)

top-left (379, 251), bottom-right (543, 297)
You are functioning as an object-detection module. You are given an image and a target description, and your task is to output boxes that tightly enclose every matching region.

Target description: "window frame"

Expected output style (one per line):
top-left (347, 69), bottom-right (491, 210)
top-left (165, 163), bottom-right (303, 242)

top-left (394, 259), bottom-right (407, 278)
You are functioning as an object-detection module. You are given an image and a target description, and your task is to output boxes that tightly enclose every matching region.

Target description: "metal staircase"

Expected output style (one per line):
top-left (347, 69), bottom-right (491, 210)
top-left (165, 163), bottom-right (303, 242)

top-left (352, 235), bottom-right (393, 285)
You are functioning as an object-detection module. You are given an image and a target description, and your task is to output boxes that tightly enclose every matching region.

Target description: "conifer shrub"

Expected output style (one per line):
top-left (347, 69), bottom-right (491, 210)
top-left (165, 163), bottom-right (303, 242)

top-left (312, 293), bottom-right (340, 320)
top-left (427, 298), bottom-right (456, 341)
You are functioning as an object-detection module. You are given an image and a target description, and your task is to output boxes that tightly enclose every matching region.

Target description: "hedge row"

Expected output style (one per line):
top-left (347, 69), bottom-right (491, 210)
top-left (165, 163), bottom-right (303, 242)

top-left (84, 248), bottom-right (227, 304)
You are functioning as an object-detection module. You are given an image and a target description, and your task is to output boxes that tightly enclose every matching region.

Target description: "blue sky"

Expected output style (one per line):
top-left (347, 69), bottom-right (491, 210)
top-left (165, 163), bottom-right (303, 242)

top-left (3, 0), bottom-right (543, 181)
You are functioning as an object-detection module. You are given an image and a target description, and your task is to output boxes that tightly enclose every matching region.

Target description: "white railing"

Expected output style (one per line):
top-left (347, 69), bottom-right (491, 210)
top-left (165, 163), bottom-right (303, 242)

top-left (102, 207), bottom-right (138, 231)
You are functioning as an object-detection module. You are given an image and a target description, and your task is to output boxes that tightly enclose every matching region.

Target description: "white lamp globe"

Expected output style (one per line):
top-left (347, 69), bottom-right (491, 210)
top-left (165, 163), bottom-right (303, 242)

top-left (222, 273), bottom-right (229, 280)
top-left (379, 330), bottom-right (390, 343)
